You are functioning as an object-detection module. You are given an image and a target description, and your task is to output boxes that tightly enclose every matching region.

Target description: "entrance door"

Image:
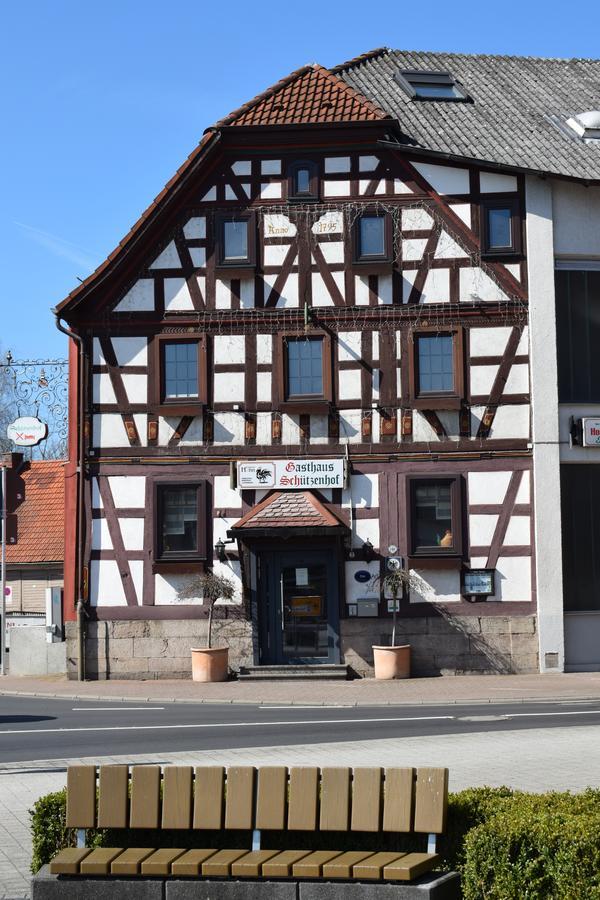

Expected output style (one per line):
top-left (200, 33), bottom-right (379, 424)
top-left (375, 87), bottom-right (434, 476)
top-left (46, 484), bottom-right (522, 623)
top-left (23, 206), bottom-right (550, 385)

top-left (259, 549), bottom-right (340, 665)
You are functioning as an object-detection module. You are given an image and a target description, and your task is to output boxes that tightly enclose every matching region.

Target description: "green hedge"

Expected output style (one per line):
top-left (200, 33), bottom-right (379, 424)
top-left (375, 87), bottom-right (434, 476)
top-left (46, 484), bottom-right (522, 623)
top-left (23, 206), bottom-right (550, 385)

top-left (29, 786), bottom-right (600, 898)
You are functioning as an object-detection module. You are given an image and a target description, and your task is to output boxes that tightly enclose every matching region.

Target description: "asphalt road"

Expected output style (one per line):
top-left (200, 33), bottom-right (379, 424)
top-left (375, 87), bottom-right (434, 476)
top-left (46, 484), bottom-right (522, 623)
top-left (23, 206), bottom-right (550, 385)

top-left (2, 695), bottom-right (600, 764)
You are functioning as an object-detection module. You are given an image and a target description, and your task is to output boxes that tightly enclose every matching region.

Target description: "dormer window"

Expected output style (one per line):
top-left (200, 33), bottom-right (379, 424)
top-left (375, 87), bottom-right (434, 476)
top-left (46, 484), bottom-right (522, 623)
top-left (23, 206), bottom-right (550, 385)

top-left (566, 110), bottom-right (600, 143)
top-left (394, 70), bottom-right (470, 102)
top-left (288, 160), bottom-right (319, 200)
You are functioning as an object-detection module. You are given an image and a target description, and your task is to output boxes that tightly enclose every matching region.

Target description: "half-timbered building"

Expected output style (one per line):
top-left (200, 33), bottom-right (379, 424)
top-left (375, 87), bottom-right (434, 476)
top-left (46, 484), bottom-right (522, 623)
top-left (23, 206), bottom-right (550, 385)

top-left (56, 47), bottom-right (600, 679)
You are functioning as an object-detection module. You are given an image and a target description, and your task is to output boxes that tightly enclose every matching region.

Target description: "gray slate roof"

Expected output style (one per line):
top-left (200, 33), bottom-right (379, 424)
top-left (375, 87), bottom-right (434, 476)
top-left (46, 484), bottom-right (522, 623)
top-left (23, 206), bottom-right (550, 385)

top-left (335, 49), bottom-right (600, 181)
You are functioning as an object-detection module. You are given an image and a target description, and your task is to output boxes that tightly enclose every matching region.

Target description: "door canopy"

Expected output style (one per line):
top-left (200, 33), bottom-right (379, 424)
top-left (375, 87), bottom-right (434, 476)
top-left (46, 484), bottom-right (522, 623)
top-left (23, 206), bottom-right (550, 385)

top-left (230, 490), bottom-right (347, 536)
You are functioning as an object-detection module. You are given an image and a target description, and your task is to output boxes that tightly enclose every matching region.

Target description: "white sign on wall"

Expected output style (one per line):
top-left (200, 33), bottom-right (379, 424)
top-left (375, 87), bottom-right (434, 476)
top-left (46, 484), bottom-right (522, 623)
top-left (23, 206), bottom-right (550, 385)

top-left (583, 418), bottom-right (600, 447)
top-left (7, 416), bottom-right (48, 447)
top-left (237, 459), bottom-right (346, 490)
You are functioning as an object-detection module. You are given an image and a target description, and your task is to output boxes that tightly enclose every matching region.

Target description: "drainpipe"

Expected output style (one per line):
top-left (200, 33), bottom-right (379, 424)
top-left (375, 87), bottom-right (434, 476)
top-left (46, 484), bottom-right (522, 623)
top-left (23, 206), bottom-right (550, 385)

top-left (54, 314), bottom-right (87, 681)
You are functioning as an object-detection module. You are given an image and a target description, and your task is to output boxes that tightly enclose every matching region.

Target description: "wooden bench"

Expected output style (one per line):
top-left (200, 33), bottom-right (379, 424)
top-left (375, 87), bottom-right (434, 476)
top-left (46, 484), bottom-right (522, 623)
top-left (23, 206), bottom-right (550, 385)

top-left (46, 764), bottom-right (453, 890)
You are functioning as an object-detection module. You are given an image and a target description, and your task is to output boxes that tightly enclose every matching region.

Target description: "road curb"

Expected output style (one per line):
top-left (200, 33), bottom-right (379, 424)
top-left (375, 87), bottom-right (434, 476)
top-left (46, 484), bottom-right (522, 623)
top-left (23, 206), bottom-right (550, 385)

top-left (2, 688), bottom-right (600, 707)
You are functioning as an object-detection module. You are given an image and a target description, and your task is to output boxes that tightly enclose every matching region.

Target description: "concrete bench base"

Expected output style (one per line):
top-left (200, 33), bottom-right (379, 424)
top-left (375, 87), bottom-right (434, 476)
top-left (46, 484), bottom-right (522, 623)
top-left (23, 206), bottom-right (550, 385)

top-left (32, 866), bottom-right (461, 900)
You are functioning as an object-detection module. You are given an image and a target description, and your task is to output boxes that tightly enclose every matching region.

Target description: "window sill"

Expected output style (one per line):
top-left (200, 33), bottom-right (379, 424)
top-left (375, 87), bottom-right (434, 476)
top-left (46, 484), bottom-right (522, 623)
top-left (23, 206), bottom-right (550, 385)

top-left (152, 559), bottom-right (207, 575)
top-left (480, 249), bottom-right (521, 261)
top-left (279, 400), bottom-right (331, 414)
top-left (408, 555), bottom-right (463, 570)
top-left (411, 396), bottom-right (463, 411)
top-left (352, 261), bottom-right (393, 275)
top-left (215, 265), bottom-right (256, 278)
top-left (157, 403), bottom-right (205, 417)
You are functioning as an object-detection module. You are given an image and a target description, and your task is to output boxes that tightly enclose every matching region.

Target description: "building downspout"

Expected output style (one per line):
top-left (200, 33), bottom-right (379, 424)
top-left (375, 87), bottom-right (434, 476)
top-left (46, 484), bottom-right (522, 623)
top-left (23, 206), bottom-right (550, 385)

top-left (54, 314), bottom-right (87, 681)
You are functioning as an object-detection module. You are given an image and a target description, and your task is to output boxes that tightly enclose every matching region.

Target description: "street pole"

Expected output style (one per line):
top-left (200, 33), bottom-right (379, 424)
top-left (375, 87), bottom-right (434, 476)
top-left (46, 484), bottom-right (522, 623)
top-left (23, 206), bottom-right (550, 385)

top-left (0, 464), bottom-right (6, 676)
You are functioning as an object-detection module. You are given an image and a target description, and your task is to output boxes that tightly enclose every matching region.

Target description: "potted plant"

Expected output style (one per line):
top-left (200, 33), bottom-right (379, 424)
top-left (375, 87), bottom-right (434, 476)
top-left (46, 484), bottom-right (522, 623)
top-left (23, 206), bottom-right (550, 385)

top-left (371, 564), bottom-right (413, 680)
top-left (178, 570), bottom-right (236, 682)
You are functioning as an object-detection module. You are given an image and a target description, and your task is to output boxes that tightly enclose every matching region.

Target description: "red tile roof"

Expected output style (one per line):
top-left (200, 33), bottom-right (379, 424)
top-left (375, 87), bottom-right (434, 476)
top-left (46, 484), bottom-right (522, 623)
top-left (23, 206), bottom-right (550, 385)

top-left (217, 64), bottom-right (389, 127)
top-left (232, 490), bottom-right (346, 530)
top-left (6, 461), bottom-right (64, 564)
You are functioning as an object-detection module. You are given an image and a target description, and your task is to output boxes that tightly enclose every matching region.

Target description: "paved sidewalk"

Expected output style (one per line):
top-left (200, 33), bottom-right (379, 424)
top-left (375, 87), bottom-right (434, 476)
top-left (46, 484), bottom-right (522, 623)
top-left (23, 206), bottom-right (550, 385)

top-left (2, 724), bottom-right (600, 899)
top-left (2, 671), bottom-right (600, 705)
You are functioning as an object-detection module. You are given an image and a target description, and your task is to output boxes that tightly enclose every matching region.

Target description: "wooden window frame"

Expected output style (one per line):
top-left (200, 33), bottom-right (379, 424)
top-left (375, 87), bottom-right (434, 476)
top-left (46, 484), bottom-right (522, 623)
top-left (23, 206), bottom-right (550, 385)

top-left (275, 332), bottom-right (333, 413)
top-left (152, 334), bottom-right (208, 416)
top-left (154, 481), bottom-right (208, 564)
top-left (406, 475), bottom-right (464, 565)
top-left (480, 196), bottom-right (522, 258)
top-left (408, 327), bottom-right (464, 410)
top-left (287, 160), bottom-right (319, 202)
top-left (215, 211), bottom-right (257, 273)
top-left (352, 210), bottom-right (394, 270)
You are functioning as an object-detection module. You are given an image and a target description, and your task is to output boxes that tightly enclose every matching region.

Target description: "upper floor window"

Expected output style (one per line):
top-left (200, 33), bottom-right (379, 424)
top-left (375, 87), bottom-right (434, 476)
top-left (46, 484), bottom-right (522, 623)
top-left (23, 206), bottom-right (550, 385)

top-left (409, 329), bottom-right (464, 410)
top-left (288, 160), bottom-right (319, 200)
top-left (481, 197), bottom-right (521, 257)
top-left (353, 212), bottom-right (392, 265)
top-left (277, 333), bottom-right (333, 411)
top-left (163, 342), bottom-right (198, 400)
top-left (394, 70), bottom-right (471, 102)
top-left (216, 213), bottom-right (256, 268)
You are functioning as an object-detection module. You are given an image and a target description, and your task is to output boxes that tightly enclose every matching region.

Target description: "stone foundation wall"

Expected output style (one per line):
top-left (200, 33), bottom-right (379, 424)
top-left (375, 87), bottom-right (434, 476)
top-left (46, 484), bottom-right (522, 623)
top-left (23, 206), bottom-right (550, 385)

top-left (66, 618), bottom-right (254, 680)
top-left (340, 615), bottom-right (539, 677)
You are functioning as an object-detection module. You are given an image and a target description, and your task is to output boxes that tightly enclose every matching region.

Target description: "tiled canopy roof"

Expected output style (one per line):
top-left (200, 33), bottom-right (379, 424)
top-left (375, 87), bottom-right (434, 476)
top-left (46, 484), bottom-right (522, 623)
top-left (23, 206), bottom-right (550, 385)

top-left (7, 461), bottom-right (64, 564)
top-left (336, 47), bottom-right (600, 181)
top-left (232, 491), bottom-right (346, 530)
top-left (216, 64), bottom-right (389, 127)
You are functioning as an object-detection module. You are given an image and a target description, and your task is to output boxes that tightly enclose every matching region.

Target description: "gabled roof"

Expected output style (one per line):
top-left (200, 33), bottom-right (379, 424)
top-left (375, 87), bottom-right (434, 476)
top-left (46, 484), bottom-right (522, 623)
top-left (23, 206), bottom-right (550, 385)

top-left (214, 63), bottom-right (389, 127)
top-left (7, 461), bottom-right (64, 565)
top-left (231, 490), bottom-right (347, 530)
top-left (337, 47), bottom-right (600, 181)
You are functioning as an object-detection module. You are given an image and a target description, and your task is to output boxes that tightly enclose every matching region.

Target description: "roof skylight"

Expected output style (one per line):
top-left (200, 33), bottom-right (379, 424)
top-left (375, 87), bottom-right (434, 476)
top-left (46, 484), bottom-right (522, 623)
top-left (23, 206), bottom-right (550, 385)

top-left (394, 70), bottom-right (471, 102)
top-left (566, 110), bottom-right (600, 142)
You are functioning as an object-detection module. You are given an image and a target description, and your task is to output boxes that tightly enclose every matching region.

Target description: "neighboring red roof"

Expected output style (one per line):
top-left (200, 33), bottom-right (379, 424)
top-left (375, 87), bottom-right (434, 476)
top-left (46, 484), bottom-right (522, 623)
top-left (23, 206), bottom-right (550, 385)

top-left (232, 490), bottom-right (346, 530)
top-left (6, 461), bottom-right (64, 564)
top-left (217, 64), bottom-right (389, 127)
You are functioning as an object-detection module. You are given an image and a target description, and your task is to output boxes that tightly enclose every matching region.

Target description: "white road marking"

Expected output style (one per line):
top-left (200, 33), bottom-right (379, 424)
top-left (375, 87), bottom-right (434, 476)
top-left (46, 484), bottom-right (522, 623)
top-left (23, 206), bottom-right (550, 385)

top-left (259, 705), bottom-right (353, 709)
top-left (72, 707), bottom-right (165, 711)
top-left (0, 714), bottom-right (454, 736)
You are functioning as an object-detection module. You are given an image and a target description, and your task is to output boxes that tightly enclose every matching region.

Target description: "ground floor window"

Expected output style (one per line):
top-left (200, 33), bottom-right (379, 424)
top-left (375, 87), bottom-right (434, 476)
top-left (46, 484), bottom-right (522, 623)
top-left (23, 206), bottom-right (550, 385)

top-left (155, 482), bottom-right (207, 562)
top-left (407, 476), bottom-right (463, 558)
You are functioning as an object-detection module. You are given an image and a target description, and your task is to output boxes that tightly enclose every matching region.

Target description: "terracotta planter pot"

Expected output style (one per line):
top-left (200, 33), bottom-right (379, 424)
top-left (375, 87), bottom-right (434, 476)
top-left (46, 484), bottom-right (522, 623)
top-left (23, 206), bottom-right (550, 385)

top-left (372, 644), bottom-right (411, 680)
top-left (191, 647), bottom-right (229, 682)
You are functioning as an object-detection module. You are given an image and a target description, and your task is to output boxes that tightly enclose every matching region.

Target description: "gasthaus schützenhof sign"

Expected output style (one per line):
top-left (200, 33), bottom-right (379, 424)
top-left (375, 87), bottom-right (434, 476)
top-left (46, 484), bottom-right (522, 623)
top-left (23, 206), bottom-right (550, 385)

top-left (237, 459), bottom-right (346, 490)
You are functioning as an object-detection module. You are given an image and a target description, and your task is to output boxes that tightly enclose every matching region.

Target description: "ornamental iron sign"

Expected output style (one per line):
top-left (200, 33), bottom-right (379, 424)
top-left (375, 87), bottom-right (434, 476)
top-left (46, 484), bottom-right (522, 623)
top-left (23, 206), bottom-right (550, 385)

top-left (7, 416), bottom-right (48, 447)
top-left (582, 418), bottom-right (600, 447)
top-left (237, 459), bottom-right (346, 490)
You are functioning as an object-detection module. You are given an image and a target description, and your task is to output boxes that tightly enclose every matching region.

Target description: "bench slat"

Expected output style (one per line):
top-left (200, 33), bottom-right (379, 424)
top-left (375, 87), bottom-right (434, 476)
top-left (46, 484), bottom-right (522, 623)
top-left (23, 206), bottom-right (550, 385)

top-left (382, 768), bottom-right (414, 832)
top-left (80, 848), bottom-right (124, 875)
top-left (262, 850), bottom-right (312, 877)
top-left (224, 766), bottom-right (255, 830)
top-left (288, 767), bottom-right (318, 831)
top-left (383, 851), bottom-right (440, 881)
top-left (162, 766), bottom-right (193, 829)
top-left (256, 766), bottom-right (287, 830)
top-left (320, 768), bottom-right (350, 831)
top-left (413, 768), bottom-right (448, 834)
top-left (322, 851), bottom-right (374, 878)
top-left (66, 766), bottom-right (96, 829)
top-left (352, 852), bottom-right (408, 880)
top-left (130, 766), bottom-right (161, 829)
top-left (231, 850), bottom-right (280, 877)
top-left (48, 848), bottom-right (92, 875)
top-left (171, 849), bottom-right (218, 876)
top-left (111, 848), bottom-right (155, 875)
top-left (97, 766), bottom-right (128, 829)
top-left (202, 849), bottom-right (249, 877)
top-left (194, 767), bottom-right (224, 829)
top-left (351, 768), bottom-right (382, 832)
top-left (141, 848), bottom-right (186, 876)
top-left (293, 850), bottom-right (344, 878)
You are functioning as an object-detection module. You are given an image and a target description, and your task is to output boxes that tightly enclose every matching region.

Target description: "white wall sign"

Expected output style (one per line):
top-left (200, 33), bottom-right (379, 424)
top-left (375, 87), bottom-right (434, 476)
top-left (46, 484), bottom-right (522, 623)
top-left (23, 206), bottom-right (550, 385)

top-left (582, 418), bottom-right (600, 447)
top-left (7, 416), bottom-right (48, 447)
top-left (237, 459), bottom-right (346, 490)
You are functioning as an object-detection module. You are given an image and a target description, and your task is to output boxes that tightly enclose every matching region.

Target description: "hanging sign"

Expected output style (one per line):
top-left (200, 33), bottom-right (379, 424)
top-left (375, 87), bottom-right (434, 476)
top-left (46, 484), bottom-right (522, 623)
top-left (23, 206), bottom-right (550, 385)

top-left (582, 418), bottom-right (600, 447)
top-left (6, 416), bottom-right (48, 447)
top-left (237, 459), bottom-right (346, 490)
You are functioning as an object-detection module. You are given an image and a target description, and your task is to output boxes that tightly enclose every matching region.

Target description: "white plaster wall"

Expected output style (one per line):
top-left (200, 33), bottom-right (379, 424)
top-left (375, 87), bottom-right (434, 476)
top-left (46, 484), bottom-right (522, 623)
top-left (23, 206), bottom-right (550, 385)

top-left (93, 414), bottom-right (128, 448)
top-left (122, 374), bottom-right (147, 404)
top-left (282, 414), bottom-right (300, 445)
top-left (469, 515), bottom-right (498, 546)
top-left (460, 268), bottom-right (509, 303)
top-left (214, 476), bottom-right (242, 509)
top-left (409, 569), bottom-right (461, 603)
top-left (189, 247), bottom-right (206, 267)
top-left (468, 471), bottom-right (511, 505)
top-left (342, 473), bottom-right (379, 509)
top-left (149, 241), bottom-right (180, 269)
top-left (114, 279), bottom-right (155, 312)
top-left (312, 272), bottom-right (343, 306)
top-left (256, 372), bottom-right (272, 403)
top-left (470, 327), bottom-right (512, 357)
top-left (261, 160), bottom-right (281, 175)
top-left (93, 374), bottom-right (117, 405)
top-left (310, 414), bottom-right (328, 444)
top-left (470, 366), bottom-right (497, 396)
top-left (92, 478), bottom-right (103, 509)
top-left (263, 272), bottom-right (299, 307)
top-left (111, 337), bottom-right (148, 366)
top-left (339, 412), bottom-right (362, 444)
top-left (91, 519), bottom-right (112, 551)
top-left (488, 405), bottom-right (530, 439)
top-left (351, 518), bottom-right (379, 549)
top-left (413, 162), bottom-right (469, 195)
top-left (359, 155), bottom-right (379, 171)
top-left (155, 573), bottom-right (203, 606)
top-left (107, 476), bottom-right (146, 508)
top-left (450, 203), bottom-right (471, 228)
top-left (338, 369), bottom-right (361, 401)
top-left (338, 332), bottom-right (361, 361)
top-left (232, 160), bottom-right (251, 176)
top-left (264, 244), bottom-right (291, 266)
top-left (256, 334), bottom-right (272, 364)
top-left (183, 216), bottom-right (206, 239)
top-left (435, 231), bottom-right (468, 259)
top-left (212, 516), bottom-right (237, 545)
top-left (179, 417), bottom-right (203, 446)
top-left (495, 556), bottom-right (531, 601)
top-left (527, 175), bottom-right (564, 670)
top-left (402, 208), bottom-right (433, 231)
top-left (90, 560), bottom-right (127, 606)
top-left (505, 364), bottom-right (529, 395)
top-left (164, 278), bottom-right (193, 311)
top-left (318, 242), bottom-right (344, 265)
top-left (256, 413), bottom-right (272, 446)
top-left (323, 181), bottom-right (350, 197)
top-left (119, 518), bottom-right (145, 551)
top-left (260, 182), bottom-right (281, 200)
top-left (213, 413), bottom-right (245, 445)
top-left (552, 180), bottom-right (600, 258)
top-left (412, 412), bottom-right (440, 443)
top-left (480, 172), bottom-right (518, 193)
top-left (421, 268), bottom-right (450, 304)
top-left (503, 515), bottom-right (530, 545)
top-left (214, 372), bottom-right (244, 403)
top-left (324, 157), bottom-right (351, 173)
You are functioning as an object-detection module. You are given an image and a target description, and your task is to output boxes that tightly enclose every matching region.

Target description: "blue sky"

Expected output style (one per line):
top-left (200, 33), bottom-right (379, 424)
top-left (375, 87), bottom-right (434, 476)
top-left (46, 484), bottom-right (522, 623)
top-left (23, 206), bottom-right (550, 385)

top-left (2, 0), bottom-right (599, 361)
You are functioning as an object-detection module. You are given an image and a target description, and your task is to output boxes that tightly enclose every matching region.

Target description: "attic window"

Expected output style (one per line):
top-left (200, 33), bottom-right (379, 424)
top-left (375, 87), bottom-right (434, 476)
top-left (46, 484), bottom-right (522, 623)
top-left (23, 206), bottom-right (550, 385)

top-left (394, 70), bottom-right (470, 102)
top-left (566, 110), bottom-right (600, 142)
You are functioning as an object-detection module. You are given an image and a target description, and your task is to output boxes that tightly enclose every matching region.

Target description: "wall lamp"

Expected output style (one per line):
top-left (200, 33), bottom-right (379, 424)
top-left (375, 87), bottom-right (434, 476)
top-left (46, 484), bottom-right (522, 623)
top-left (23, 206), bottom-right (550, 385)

top-left (214, 537), bottom-right (236, 562)
top-left (362, 538), bottom-right (376, 561)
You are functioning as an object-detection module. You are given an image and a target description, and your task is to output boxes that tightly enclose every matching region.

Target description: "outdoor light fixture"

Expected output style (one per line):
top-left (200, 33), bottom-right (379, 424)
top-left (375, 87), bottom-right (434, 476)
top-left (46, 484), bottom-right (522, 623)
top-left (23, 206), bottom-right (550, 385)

top-left (214, 537), bottom-right (235, 562)
top-left (362, 538), bottom-right (375, 561)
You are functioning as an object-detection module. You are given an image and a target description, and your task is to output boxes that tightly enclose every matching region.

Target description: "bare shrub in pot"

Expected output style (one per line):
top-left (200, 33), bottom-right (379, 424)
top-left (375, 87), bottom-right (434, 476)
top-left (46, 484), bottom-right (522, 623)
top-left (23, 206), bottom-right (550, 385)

top-left (178, 570), bottom-right (236, 681)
